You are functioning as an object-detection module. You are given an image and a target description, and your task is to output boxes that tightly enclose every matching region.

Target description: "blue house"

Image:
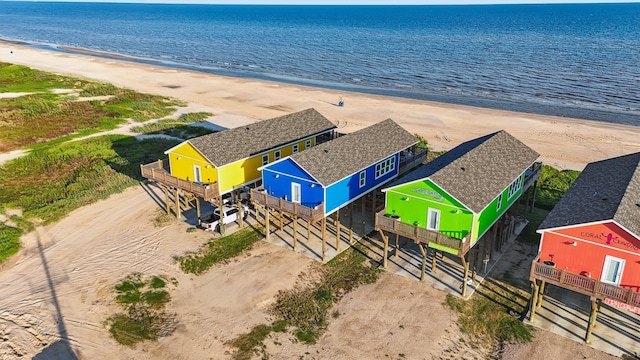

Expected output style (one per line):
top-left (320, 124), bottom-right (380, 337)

top-left (258, 119), bottom-right (418, 218)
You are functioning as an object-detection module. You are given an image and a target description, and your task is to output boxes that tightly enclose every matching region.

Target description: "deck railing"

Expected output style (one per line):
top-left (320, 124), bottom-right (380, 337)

top-left (140, 159), bottom-right (219, 200)
top-left (530, 256), bottom-right (640, 307)
top-left (250, 187), bottom-right (325, 222)
top-left (375, 209), bottom-right (470, 256)
top-left (398, 148), bottom-right (428, 175)
top-left (523, 161), bottom-right (542, 191)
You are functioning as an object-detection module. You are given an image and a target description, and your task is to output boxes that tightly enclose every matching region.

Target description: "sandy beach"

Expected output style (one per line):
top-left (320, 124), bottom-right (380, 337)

top-left (1, 42), bottom-right (634, 359)
top-left (2, 41), bottom-right (639, 171)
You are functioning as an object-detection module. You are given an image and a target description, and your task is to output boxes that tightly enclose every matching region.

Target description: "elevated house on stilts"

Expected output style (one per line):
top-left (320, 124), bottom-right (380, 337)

top-left (140, 108), bottom-right (336, 231)
top-left (529, 152), bottom-right (640, 343)
top-left (377, 130), bottom-right (540, 296)
top-left (251, 119), bottom-right (424, 261)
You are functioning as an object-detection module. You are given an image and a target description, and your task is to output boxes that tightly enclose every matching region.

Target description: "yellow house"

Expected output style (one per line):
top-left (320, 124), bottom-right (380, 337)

top-left (163, 108), bottom-right (336, 196)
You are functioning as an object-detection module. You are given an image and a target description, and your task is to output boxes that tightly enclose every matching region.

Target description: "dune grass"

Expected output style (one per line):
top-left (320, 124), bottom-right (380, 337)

top-left (107, 273), bottom-right (177, 346)
top-left (0, 135), bottom-right (179, 225)
top-left (0, 62), bottom-right (185, 152)
top-left (0, 224), bottom-right (22, 264)
top-left (175, 226), bottom-right (263, 275)
top-left (131, 111), bottom-right (215, 139)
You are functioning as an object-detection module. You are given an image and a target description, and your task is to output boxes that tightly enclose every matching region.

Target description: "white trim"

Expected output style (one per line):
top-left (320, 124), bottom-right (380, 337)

top-left (359, 170), bottom-right (366, 188)
top-left (264, 168), bottom-right (321, 187)
top-left (375, 156), bottom-right (396, 179)
top-left (305, 139), bottom-right (312, 149)
top-left (164, 140), bottom-right (218, 167)
top-left (385, 178), bottom-right (473, 215)
top-left (324, 175), bottom-right (397, 217)
top-left (427, 208), bottom-right (441, 231)
top-left (291, 182), bottom-right (301, 203)
top-left (274, 150), bottom-right (281, 161)
top-left (261, 154), bottom-right (269, 166)
top-left (385, 189), bottom-right (467, 211)
top-left (193, 165), bottom-right (202, 183)
top-left (601, 255), bottom-right (625, 285)
top-left (324, 152), bottom-right (401, 188)
top-left (292, 144), bottom-right (299, 153)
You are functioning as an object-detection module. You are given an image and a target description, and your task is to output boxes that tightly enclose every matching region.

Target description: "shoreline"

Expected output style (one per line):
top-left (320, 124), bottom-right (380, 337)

top-left (5, 39), bottom-right (640, 127)
top-left (1, 40), bottom-right (639, 171)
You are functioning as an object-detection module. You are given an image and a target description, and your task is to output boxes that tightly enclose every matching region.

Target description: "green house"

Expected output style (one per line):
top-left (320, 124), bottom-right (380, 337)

top-left (379, 130), bottom-right (540, 256)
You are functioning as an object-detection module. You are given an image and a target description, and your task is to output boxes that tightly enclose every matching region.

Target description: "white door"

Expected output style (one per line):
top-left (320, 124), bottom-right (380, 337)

top-left (601, 255), bottom-right (625, 285)
top-left (193, 165), bottom-right (202, 183)
top-left (427, 208), bottom-right (440, 231)
top-left (291, 182), bottom-right (301, 203)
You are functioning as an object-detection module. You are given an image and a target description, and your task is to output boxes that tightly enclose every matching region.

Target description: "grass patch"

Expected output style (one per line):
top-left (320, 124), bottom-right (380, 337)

top-left (106, 273), bottom-right (177, 346)
top-left (0, 62), bottom-right (185, 152)
top-left (230, 244), bottom-right (380, 358)
top-left (517, 205), bottom-right (550, 245)
top-left (131, 112), bottom-right (215, 139)
top-left (0, 135), bottom-right (178, 225)
top-left (445, 278), bottom-right (533, 352)
top-left (535, 165), bottom-right (580, 210)
top-left (175, 226), bottom-right (263, 275)
top-left (0, 223), bottom-right (22, 264)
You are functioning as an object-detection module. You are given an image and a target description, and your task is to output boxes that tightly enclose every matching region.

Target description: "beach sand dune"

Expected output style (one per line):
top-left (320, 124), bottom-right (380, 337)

top-left (2, 41), bottom-right (639, 170)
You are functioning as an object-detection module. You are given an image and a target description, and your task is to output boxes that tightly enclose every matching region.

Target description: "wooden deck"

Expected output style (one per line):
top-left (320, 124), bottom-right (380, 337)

top-left (250, 187), bottom-right (325, 222)
top-left (530, 254), bottom-right (640, 307)
top-left (374, 209), bottom-right (471, 256)
top-left (398, 148), bottom-right (428, 175)
top-left (140, 159), bottom-right (219, 200)
top-left (523, 161), bottom-right (542, 191)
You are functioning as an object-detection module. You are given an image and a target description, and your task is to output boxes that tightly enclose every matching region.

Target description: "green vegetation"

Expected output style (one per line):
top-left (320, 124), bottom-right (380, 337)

top-left (517, 205), bottom-right (550, 245)
top-left (535, 165), bottom-right (581, 210)
top-left (0, 135), bottom-right (179, 225)
top-left (230, 321), bottom-right (288, 360)
top-left (0, 62), bottom-right (184, 152)
top-left (230, 245), bottom-right (380, 359)
top-left (445, 278), bottom-right (533, 351)
top-left (131, 112), bottom-right (215, 139)
top-left (175, 226), bottom-right (263, 275)
top-left (0, 223), bottom-right (22, 263)
top-left (414, 133), bottom-right (430, 150)
top-left (106, 273), bottom-right (177, 346)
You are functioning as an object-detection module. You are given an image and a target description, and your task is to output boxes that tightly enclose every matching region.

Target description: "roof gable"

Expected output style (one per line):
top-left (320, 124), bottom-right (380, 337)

top-left (290, 119), bottom-right (418, 186)
top-left (385, 130), bottom-right (539, 213)
top-left (263, 157), bottom-right (319, 184)
top-left (539, 152), bottom-right (640, 237)
top-left (186, 108), bottom-right (336, 166)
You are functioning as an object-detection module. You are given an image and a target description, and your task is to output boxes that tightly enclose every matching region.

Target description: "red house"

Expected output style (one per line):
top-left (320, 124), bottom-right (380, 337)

top-left (529, 152), bottom-right (640, 343)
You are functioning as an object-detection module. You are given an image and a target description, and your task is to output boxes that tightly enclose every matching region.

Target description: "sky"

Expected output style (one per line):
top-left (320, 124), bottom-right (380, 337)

top-left (3, 0), bottom-right (639, 4)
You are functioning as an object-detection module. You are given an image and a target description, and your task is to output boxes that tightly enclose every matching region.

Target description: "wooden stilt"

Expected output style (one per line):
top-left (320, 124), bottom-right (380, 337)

top-left (321, 217), bottom-right (327, 262)
top-left (490, 224), bottom-right (497, 261)
top-left (529, 280), bottom-right (540, 321)
top-left (461, 254), bottom-right (469, 297)
top-left (381, 230), bottom-right (389, 269)
top-left (238, 191), bottom-right (244, 229)
top-left (175, 188), bottom-right (181, 219)
top-left (163, 186), bottom-right (170, 215)
top-left (431, 249), bottom-right (437, 273)
top-left (336, 209), bottom-right (341, 252)
top-left (265, 208), bottom-right (270, 240)
top-left (307, 218), bottom-right (311, 242)
top-left (361, 197), bottom-right (366, 234)
top-left (537, 281), bottom-right (546, 309)
top-left (419, 243), bottom-right (427, 282)
top-left (293, 216), bottom-right (298, 251)
top-left (585, 298), bottom-right (601, 343)
top-left (279, 209), bottom-right (284, 231)
top-left (472, 246), bottom-right (479, 283)
top-left (218, 195), bottom-right (224, 234)
top-left (531, 180), bottom-right (538, 212)
top-left (372, 191), bottom-right (377, 222)
top-left (349, 203), bottom-right (354, 244)
top-left (195, 196), bottom-right (201, 220)
top-left (394, 233), bottom-right (400, 258)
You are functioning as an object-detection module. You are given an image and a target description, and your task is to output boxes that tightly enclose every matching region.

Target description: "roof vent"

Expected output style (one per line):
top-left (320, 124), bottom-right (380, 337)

top-left (602, 198), bottom-right (608, 201)
top-left (636, 203), bottom-right (640, 208)
top-left (246, 127), bottom-right (250, 130)
top-left (460, 167), bottom-right (465, 171)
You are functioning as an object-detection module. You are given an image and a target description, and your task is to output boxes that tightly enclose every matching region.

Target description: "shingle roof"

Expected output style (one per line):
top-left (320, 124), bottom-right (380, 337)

top-left (386, 130), bottom-right (539, 213)
top-left (186, 108), bottom-right (336, 166)
top-left (539, 152), bottom-right (640, 237)
top-left (290, 119), bottom-right (418, 186)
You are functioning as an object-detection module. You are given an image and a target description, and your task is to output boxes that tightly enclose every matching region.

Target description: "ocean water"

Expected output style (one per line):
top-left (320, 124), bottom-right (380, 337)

top-left (1, 2), bottom-right (639, 126)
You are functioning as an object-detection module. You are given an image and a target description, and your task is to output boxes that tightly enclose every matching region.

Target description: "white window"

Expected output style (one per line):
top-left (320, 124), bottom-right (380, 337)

top-left (291, 182), bottom-right (301, 203)
top-left (496, 194), bottom-right (502, 211)
top-left (262, 154), bottom-right (269, 166)
top-left (507, 176), bottom-right (522, 199)
top-left (375, 156), bottom-right (396, 179)
top-left (601, 255), bottom-right (625, 285)
top-left (193, 165), bottom-right (202, 183)
top-left (292, 144), bottom-right (299, 153)
top-left (274, 150), bottom-right (281, 161)
top-left (359, 170), bottom-right (366, 188)
top-left (427, 208), bottom-right (440, 231)
top-left (305, 139), bottom-right (312, 149)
